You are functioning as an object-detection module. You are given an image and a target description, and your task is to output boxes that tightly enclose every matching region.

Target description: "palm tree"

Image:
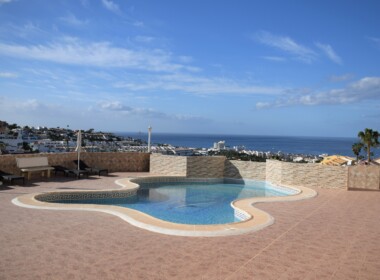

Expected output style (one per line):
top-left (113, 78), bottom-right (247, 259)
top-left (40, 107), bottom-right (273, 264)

top-left (352, 142), bottom-right (363, 162)
top-left (358, 128), bottom-right (380, 162)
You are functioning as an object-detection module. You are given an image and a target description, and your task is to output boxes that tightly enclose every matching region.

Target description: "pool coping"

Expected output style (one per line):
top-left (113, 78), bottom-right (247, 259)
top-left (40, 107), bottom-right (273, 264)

top-left (12, 176), bottom-right (317, 237)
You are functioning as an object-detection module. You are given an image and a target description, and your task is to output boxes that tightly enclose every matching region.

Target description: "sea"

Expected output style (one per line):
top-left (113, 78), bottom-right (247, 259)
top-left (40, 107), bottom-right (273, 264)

top-left (114, 132), bottom-right (371, 157)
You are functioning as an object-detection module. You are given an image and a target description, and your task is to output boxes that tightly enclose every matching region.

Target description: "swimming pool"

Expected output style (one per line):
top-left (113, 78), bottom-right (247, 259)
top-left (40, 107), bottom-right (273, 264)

top-left (14, 176), bottom-right (316, 236)
top-left (48, 179), bottom-right (298, 225)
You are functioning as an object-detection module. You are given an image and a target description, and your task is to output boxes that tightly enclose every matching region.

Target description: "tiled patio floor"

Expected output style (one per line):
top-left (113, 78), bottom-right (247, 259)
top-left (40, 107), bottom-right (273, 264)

top-left (1, 173), bottom-right (379, 279)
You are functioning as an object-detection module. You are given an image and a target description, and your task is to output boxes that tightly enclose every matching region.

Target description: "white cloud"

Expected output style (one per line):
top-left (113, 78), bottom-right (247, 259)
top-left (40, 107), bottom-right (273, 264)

top-left (101, 0), bottom-right (120, 14)
top-left (114, 73), bottom-right (285, 96)
top-left (97, 101), bottom-right (170, 119)
top-left (0, 39), bottom-right (284, 97)
top-left (329, 73), bottom-right (354, 82)
top-left (0, 72), bottom-right (18, 78)
top-left (98, 101), bottom-right (132, 111)
top-left (316, 42), bottom-right (342, 64)
top-left (369, 37), bottom-right (380, 48)
top-left (96, 100), bottom-right (211, 122)
top-left (0, 97), bottom-right (96, 128)
top-left (178, 56), bottom-right (193, 63)
top-left (134, 36), bottom-right (154, 43)
top-left (80, 0), bottom-right (89, 7)
top-left (173, 114), bottom-right (208, 122)
top-left (0, 22), bottom-right (48, 39)
top-left (133, 21), bottom-right (144, 27)
top-left (255, 31), bottom-right (317, 63)
top-left (255, 32), bottom-right (343, 65)
top-left (256, 77), bottom-right (380, 109)
top-left (60, 13), bottom-right (89, 27)
top-left (1, 96), bottom-right (203, 130)
top-left (255, 102), bottom-right (271, 109)
top-left (261, 56), bottom-right (286, 62)
top-left (0, 40), bottom-right (192, 72)
top-left (0, 98), bottom-right (60, 112)
top-left (0, 0), bottom-right (13, 5)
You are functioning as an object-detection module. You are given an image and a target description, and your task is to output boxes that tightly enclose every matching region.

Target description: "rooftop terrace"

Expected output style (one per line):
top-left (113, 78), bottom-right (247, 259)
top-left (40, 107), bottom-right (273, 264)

top-left (1, 173), bottom-right (379, 279)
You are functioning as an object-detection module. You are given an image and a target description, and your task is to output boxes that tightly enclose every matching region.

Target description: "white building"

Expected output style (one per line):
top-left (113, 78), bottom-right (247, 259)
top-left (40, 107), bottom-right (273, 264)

top-left (174, 148), bottom-right (194, 156)
top-left (213, 141), bottom-right (226, 151)
top-left (0, 132), bottom-right (24, 153)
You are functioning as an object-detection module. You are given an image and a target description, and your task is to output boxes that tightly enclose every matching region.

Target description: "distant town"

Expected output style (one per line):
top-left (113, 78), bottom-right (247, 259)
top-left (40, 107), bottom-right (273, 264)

top-left (0, 120), bottom-right (350, 165)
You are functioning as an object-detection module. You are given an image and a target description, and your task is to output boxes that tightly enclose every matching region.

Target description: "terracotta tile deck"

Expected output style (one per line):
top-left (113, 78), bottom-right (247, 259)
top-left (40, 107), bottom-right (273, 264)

top-left (1, 172), bottom-right (379, 279)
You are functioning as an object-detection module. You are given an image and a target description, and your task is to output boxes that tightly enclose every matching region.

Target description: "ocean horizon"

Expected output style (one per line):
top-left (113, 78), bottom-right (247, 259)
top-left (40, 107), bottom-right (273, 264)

top-left (114, 132), bottom-right (374, 157)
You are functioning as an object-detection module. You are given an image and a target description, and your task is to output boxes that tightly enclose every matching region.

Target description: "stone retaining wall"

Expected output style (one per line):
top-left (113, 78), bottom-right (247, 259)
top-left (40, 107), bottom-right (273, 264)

top-left (348, 166), bottom-right (380, 190)
top-left (187, 156), bottom-right (225, 178)
top-left (150, 154), bottom-right (187, 176)
top-left (224, 160), bottom-right (266, 180)
top-left (226, 160), bottom-right (347, 189)
top-left (266, 160), bottom-right (348, 189)
top-left (150, 154), bottom-right (225, 178)
top-left (3, 152), bottom-right (367, 190)
top-left (150, 156), bottom-right (348, 189)
top-left (0, 152), bottom-right (150, 175)
top-left (80, 152), bottom-right (150, 172)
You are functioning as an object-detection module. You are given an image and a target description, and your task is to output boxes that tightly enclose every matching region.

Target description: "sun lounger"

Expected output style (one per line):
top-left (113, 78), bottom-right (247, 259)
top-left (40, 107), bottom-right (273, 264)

top-left (66, 169), bottom-right (90, 179)
top-left (73, 160), bottom-right (108, 176)
top-left (0, 170), bottom-right (25, 185)
top-left (52, 165), bottom-right (90, 179)
top-left (52, 165), bottom-right (70, 176)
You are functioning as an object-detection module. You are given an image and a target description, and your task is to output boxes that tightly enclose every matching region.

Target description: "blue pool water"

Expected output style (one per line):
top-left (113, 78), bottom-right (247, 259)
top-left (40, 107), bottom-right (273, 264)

top-left (54, 181), bottom-right (297, 225)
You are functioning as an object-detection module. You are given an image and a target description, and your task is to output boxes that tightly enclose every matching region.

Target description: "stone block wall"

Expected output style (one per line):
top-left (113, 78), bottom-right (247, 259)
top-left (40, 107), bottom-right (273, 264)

top-left (348, 166), bottom-right (380, 190)
top-left (2, 152), bottom-right (368, 190)
top-left (224, 160), bottom-right (266, 180)
top-left (187, 156), bottom-right (225, 178)
top-left (265, 160), bottom-right (282, 184)
top-left (266, 160), bottom-right (348, 189)
top-left (150, 154), bottom-right (225, 178)
top-left (80, 152), bottom-right (150, 172)
top-left (0, 153), bottom-right (76, 175)
top-left (0, 152), bottom-right (150, 175)
top-left (150, 154), bottom-right (187, 176)
top-left (150, 157), bottom-right (347, 188)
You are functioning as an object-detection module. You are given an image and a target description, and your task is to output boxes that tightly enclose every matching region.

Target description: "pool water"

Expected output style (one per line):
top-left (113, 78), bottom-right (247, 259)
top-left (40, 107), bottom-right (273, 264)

top-left (53, 181), bottom-right (296, 225)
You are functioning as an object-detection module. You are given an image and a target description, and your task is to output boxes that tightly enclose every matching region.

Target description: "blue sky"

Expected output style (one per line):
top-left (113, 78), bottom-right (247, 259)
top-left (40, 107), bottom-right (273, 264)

top-left (0, 0), bottom-right (379, 137)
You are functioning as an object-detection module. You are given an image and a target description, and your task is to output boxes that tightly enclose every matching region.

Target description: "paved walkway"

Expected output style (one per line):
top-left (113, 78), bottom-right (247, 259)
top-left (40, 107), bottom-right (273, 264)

top-left (1, 173), bottom-right (379, 279)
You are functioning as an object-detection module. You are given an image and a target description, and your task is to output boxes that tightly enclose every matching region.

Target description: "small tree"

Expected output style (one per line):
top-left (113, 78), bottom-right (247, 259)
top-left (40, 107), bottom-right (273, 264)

top-left (352, 142), bottom-right (364, 162)
top-left (0, 142), bottom-right (6, 154)
top-left (8, 123), bottom-right (19, 130)
top-left (358, 128), bottom-right (380, 162)
top-left (22, 142), bottom-right (32, 152)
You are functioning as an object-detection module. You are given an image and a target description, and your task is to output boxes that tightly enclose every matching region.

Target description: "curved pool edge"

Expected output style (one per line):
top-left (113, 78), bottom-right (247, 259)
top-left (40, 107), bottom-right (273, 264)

top-left (12, 176), bottom-right (317, 237)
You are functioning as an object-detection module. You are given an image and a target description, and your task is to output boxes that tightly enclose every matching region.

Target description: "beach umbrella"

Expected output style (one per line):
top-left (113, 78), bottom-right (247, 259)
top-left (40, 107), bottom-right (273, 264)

top-left (75, 130), bottom-right (82, 171)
